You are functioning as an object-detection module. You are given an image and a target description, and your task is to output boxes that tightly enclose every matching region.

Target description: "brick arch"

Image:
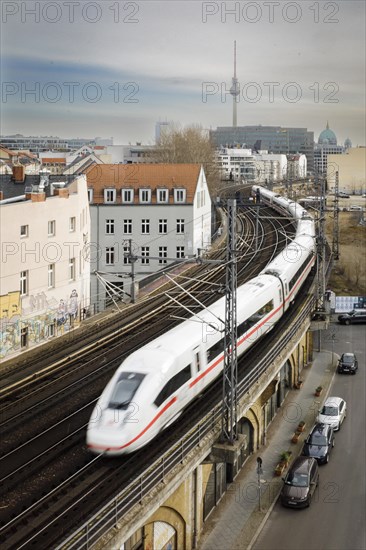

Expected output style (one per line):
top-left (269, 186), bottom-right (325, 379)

top-left (241, 407), bottom-right (260, 450)
top-left (146, 506), bottom-right (185, 550)
top-left (238, 415), bottom-right (255, 456)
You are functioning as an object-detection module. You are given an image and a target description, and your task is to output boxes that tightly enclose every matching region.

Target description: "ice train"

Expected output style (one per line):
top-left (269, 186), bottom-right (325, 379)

top-left (86, 186), bottom-right (316, 455)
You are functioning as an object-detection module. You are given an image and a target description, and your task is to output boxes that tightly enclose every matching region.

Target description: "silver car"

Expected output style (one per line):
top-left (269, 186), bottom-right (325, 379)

top-left (317, 396), bottom-right (347, 431)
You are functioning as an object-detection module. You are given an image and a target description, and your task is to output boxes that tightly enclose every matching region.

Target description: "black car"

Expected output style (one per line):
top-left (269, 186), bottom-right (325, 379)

top-left (338, 352), bottom-right (358, 374)
top-left (338, 310), bottom-right (366, 325)
top-left (281, 456), bottom-right (319, 508)
top-left (302, 423), bottom-right (334, 464)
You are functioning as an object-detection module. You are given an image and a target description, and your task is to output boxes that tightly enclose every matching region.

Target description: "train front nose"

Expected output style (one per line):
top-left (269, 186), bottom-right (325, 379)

top-left (86, 409), bottom-right (130, 455)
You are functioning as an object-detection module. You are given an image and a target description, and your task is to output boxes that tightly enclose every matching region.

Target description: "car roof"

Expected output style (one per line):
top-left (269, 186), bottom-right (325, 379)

top-left (310, 422), bottom-right (330, 434)
top-left (323, 396), bottom-right (344, 407)
top-left (342, 352), bottom-right (355, 357)
top-left (288, 456), bottom-right (315, 473)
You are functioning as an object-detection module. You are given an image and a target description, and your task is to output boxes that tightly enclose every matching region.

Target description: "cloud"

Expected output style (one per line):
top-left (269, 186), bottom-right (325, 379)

top-left (1, 0), bottom-right (365, 144)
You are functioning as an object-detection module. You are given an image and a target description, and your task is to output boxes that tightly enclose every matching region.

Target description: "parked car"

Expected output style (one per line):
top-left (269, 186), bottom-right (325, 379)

top-left (338, 352), bottom-right (358, 374)
top-left (302, 423), bottom-right (334, 464)
top-left (349, 205), bottom-right (363, 211)
top-left (280, 456), bottom-right (319, 508)
top-left (337, 192), bottom-right (350, 198)
top-left (338, 310), bottom-right (366, 325)
top-left (317, 397), bottom-right (347, 431)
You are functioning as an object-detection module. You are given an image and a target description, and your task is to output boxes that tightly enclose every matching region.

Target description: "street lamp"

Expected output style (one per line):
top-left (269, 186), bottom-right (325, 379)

top-left (257, 456), bottom-right (263, 511)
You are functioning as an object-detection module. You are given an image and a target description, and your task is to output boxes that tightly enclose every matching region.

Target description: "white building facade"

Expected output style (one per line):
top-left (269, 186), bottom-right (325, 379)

top-left (217, 148), bottom-right (287, 184)
top-left (86, 164), bottom-right (212, 310)
top-left (0, 175), bottom-right (90, 360)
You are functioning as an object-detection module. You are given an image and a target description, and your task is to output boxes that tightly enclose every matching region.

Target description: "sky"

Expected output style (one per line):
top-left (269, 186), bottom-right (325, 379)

top-left (1, 0), bottom-right (365, 146)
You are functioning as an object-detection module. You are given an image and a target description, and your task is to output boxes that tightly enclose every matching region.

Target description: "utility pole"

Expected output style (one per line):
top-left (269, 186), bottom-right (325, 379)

top-left (222, 199), bottom-right (238, 445)
top-left (316, 174), bottom-right (327, 310)
top-left (332, 171), bottom-right (340, 260)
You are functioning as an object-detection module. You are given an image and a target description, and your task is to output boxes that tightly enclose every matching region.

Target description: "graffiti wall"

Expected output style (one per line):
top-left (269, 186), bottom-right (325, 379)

top-left (0, 287), bottom-right (83, 360)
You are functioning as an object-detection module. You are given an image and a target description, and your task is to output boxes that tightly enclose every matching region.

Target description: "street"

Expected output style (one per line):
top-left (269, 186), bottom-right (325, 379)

top-left (253, 321), bottom-right (366, 550)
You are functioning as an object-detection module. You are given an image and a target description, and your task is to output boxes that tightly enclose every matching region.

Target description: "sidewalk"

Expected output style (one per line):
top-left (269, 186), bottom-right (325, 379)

top-left (197, 349), bottom-right (337, 550)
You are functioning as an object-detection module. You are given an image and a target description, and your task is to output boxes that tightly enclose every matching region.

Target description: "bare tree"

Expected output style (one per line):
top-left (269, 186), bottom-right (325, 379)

top-left (153, 123), bottom-right (220, 195)
top-left (352, 257), bottom-right (365, 289)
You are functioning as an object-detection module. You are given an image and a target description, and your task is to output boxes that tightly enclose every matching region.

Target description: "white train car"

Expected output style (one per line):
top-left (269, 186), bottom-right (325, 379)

top-left (87, 275), bottom-right (283, 454)
top-left (86, 186), bottom-right (316, 455)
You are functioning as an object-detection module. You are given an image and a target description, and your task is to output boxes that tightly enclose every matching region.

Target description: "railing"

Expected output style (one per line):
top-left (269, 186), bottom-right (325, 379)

top-left (59, 296), bottom-right (315, 550)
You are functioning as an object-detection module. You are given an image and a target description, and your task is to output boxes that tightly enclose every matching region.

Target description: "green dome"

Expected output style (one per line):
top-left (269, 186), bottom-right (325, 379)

top-left (318, 122), bottom-right (337, 145)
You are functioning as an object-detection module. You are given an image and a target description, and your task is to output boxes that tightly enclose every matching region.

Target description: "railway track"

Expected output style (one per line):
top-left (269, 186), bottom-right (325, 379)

top-left (0, 206), bottom-right (295, 548)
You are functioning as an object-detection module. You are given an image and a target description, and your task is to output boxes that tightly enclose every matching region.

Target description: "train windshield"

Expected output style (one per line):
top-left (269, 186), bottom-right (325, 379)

top-left (108, 372), bottom-right (145, 409)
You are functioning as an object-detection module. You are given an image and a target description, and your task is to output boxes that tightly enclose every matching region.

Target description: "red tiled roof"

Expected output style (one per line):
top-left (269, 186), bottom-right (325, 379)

top-left (86, 163), bottom-right (202, 204)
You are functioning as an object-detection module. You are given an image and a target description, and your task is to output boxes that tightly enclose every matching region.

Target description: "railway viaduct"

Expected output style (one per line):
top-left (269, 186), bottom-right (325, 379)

top-left (63, 298), bottom-right (326, 550)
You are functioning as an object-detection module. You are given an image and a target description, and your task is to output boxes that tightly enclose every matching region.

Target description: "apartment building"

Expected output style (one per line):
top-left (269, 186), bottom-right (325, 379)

top-left (0, 174), bottom-right (90, 360)
top-left (86, 164), bottom-right (212, 310)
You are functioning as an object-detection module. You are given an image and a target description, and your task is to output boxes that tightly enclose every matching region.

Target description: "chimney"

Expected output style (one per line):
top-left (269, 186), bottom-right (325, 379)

top-left (26, 192), bottom-right (46, 202)
top-left (12, 165), bottom-right (25, 183)
top-left (54, 188), bottom-right (69, 198)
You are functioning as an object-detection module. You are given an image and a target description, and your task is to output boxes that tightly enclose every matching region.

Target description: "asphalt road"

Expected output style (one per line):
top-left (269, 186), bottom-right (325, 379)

top-left (253, 321), bottom-right (366, 550)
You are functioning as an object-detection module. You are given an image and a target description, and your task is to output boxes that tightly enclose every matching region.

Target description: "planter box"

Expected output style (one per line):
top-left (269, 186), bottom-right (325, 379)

top-left (275, 462), bottom-right (287, 476)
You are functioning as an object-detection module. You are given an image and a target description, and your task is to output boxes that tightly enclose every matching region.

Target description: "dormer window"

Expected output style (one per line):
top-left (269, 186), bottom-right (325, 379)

top-left (157, 189), bottom-right (169, 203)
top-left (122, 189), bottom-right (134, 203)
top-left (139, 189), bottom-right (151, 203)
top-left (104, 189), bottom-right (116, 203)
top-left (174, 189), bottom-right (186, 203)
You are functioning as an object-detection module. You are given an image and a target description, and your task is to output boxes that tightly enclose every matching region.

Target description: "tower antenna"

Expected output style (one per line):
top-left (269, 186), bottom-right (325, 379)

top-left (229, 40), bottom-right (240, 127)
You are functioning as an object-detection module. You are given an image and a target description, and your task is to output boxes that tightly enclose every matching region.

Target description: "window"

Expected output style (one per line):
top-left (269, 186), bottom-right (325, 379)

top-left (106, 219), bottom-right (115, 234)
top-left (104, 189), bottom-right (116, 203)
top-left (174, 189), bottom-right (186, 203)
top-left (139, 189), bottom-right (151, 203)
top-left (108, 372), bottom-right (146, 409)
top-left (207, 336), bottom-right (225, 363)
top-left (48, 264), bottom-right (55, 288)
top-left (177, 219), bottom-right (185, 234)
top-left (141, 219), bottom-right (150, 234)
top-left (69, 217), bottom-right (76, 232)
top-left (20, 225), bottom-right (28, 238)
top-left (21, 326), bottom-right (28, 348)
top-left (159, 219), bottom-right (167, 234)
top-left (122, 189), bottom-right (134, 203)
top-left (20, 270), bottom-right (28, 296)
top-left (159, 246), bottom-right (167, 264)
top-left (237, 300), bottom-right (274, 337)
top-left (154, 365), bottom-right (191, 407)
top-left (47, 323), bottom-right (55, 338)
top-left (176, 246), bottom-right (185, 259)
top-left (87, 188), bottom-right (93, 202)
top-left (48, 220), bottom-right (55, 236)
top-left (123, 219), bottom-right (132, 234)
top-left (141, 246), bottom-right (150, 265)
top-left (157, 189), bottom-right (169, 203)
top-left (123, 246), bottom-right (131, 265)
top-left (106, 247), bottom-right (115, 265)
top-left (69, 258), bottom-right (76, 280)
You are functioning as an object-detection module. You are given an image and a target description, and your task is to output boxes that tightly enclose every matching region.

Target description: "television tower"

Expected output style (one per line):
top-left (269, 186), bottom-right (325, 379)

top-left (229, 40), bottom-right (240, 127)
